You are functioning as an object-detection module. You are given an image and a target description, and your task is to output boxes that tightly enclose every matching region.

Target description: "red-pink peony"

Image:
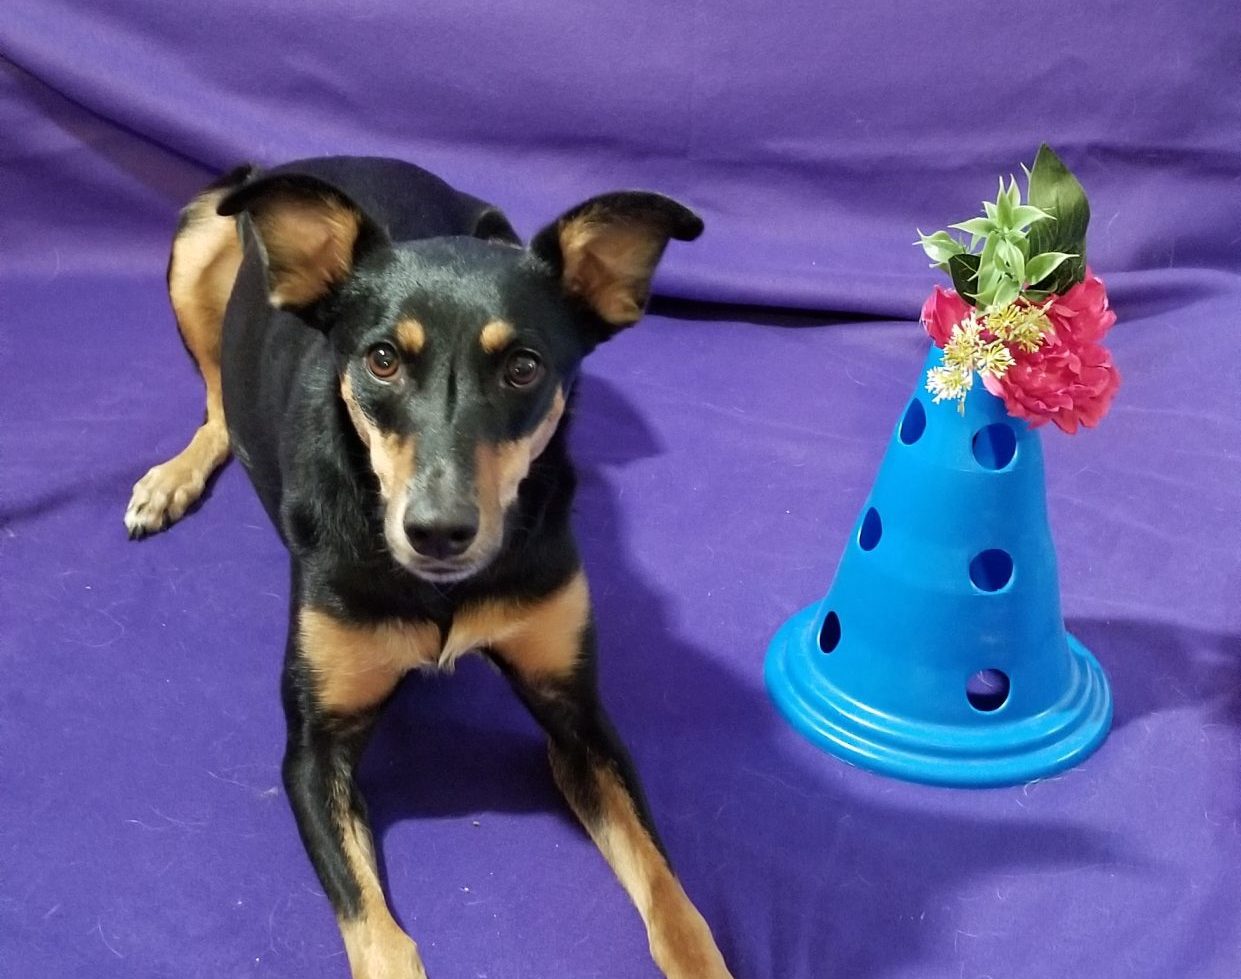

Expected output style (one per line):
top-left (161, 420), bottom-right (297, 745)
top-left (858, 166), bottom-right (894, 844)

top-left (981, 271), bottom-right (1120, 433)
top-left (920, 284), bottom-right (971, 346)
top-left (1043, 269), bottom-right (1116, 343)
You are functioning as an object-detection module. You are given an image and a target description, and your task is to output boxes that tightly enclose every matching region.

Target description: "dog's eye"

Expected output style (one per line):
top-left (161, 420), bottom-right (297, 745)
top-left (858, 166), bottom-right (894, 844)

top-left (504, 350), bottom-right (544, 389)
top-left (366, 343), bottom-right (401, 380)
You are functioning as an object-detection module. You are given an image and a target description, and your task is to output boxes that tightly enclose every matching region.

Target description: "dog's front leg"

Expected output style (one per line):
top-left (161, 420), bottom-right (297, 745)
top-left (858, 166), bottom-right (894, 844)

top-left (283, 606), bottom-right (428, 979)
top-left (490, 572), bottom-right (734, 979)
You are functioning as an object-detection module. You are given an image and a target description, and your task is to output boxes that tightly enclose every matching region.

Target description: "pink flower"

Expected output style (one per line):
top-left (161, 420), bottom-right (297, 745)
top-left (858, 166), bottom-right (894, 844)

top-left (920, 285), bottom-right (971, 346)
top-left (982, 271), bottom-right (1120, 433)
top-left (1044, 269), bottom-right (1117, 343)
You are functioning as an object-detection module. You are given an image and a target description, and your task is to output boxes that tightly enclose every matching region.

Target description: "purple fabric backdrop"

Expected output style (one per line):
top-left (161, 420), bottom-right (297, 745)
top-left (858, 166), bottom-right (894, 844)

top-left (2, 3), bottom-right (1240, 978)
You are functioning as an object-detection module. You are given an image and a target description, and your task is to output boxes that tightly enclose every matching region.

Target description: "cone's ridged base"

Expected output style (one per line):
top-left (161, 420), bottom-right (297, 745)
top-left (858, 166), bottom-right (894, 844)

top-left (765, 604), bottom-right (1113, 787)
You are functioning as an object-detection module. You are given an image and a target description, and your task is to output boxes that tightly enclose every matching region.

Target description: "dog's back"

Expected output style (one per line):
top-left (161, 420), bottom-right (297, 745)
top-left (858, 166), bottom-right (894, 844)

top-left (241, 156), bottom-right (519, 246)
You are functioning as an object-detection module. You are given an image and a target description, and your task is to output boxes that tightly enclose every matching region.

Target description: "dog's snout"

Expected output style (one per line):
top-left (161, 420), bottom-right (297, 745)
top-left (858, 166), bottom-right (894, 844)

top-left (405, 508), bottom-right (479, 560)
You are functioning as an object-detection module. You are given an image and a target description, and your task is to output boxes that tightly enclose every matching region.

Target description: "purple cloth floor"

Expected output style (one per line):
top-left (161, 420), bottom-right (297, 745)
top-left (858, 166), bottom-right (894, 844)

top-left (3, 3), bottom-right (1240, 977)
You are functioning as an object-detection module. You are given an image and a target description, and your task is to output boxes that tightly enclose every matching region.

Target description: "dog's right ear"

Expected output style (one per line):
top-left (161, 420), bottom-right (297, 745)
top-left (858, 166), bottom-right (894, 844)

top-left (217, 175), bottom-right (389, 311)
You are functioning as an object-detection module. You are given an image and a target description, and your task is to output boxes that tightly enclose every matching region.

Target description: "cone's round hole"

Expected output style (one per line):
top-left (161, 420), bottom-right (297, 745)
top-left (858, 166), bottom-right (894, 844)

top-left (819, 611), bottom-right (841, 653)
top-left (973, 423), bottom-right (1017, 470)
top-left (970, 549), bottom-right (1014, 592)
top-left (966, 669), bottom-right (1011, 712)
top-left (858, 507), bottom-right (882, 551)
top-left (899, 398), bottom-right (926, 444)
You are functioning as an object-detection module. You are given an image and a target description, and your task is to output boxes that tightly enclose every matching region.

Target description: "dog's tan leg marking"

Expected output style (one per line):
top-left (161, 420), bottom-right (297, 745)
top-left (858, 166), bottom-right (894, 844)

top-left (334, 802), bottom-right (428, 979)
top-left (299, 607), bottom-right (437, 979)
top-left (582, 772), bottom-right (732, 979)
top-left (490, 574), bottom-right (733, 979)
top-left (330, 749), bottom-right (428, 979)
top-left (125, 187), bottom-right (239, 537)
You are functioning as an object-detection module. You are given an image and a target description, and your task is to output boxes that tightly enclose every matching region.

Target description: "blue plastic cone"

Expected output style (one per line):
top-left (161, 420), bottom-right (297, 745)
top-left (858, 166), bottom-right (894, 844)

top-left (765, 345), bottom-right (1112, 787)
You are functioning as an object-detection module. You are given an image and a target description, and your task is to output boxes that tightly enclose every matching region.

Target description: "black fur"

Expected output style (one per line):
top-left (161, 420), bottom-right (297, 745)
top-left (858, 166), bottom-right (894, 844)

top-left (203, 156), bottom-right (701, 945)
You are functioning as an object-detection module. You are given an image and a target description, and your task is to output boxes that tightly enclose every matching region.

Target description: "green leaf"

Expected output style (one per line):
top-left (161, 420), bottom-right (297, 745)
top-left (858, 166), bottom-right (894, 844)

top-left (1026, 144), bottom-right (1089, 289)
top-left (1005, 175), bottom-right (1022, 211)
top-left (916, 229), bottom-right (966, 266)
top-left (948, 253), bottom-right (981, 305)
top-left (996, 238), bottom-right (1025, 282)
top-left (978, 234), bottom-right (1000, 280)
top-left (1008, 204), bottom-right (1052, 231)
top-left (989, 276), bottom-right (1021, 310)
top-left (1024, 250), bottom-right (1076, 285)
top-left (977, 264), bottom-right (1002, 296)
top-left (994, 178), bottom-right (1014, 228)
top-left (950, 217), bottom-right (996, 238)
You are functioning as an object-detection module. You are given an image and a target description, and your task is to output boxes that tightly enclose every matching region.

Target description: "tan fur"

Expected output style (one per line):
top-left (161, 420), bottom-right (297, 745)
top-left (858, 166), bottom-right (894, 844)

top-left (340, 373), bottom-right (422, 566)
top-left (298, 604), bottom-right (432, 977)
top-left (478, 319), bottom-right (515, 353)
top-left (485, 560), bottom-right (732, 977)
top-left (298, 572), bottom-right (589, 704)
top-left (253, 194), bottom-right (361, 307)
top-left (472, 389), bottom-right (566, 556)
top-left (550, 767), bottom-right (732, 979)
top-left (340, 375), bottom-right (416, 503)
top-left (299, 607), bottom-right (440, 714)
top-left (455, 570), bottom-right (589, 674)
top-left (394, 318), bottom-right (425, 357)
top-left (124, 188), bottom-right (239, 536)
top-left (341, 376), bottom-right (565, 577)
top-left (335, 794), bottom-right (428, 978)
top-left (558, 213), bottom-right (665, 326)
top-left (303, 570), bottom-right (726, 979)
top-left (339, 913), bottom-right (426, 979)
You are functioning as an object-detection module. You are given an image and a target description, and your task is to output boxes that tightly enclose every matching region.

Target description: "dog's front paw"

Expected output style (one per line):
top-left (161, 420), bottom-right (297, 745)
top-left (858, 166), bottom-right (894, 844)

top-left (345, 923), bottom-right (428, 979)
top-left (124, 461), bottom-right (207, 538)
top-left (650, 905), bottom-right (734, 979)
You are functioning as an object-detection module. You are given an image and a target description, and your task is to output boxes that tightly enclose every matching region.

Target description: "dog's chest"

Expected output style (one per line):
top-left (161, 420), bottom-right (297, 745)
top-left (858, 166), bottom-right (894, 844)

top-left (364, 601), bottom-right (528, 674)
top-left (302, 599), bottom-right (531, 715)
top-left (429, 603), bottom-right (525, 671)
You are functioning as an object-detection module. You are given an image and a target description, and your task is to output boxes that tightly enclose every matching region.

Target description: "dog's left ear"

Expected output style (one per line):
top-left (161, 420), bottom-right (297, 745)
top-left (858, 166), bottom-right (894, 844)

top-left (531, 192), bottom-right (703, 332)
top-left (218, 174), bottom-right (389, 312)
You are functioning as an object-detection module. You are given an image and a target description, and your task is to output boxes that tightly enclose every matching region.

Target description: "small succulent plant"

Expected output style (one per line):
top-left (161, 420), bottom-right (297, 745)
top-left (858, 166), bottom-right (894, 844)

top-left (916, 144), bottom-right (1089, 310)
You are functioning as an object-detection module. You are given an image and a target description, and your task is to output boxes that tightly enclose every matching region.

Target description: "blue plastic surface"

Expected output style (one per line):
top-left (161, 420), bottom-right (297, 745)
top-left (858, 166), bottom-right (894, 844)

top-left (765, 346), bottom-right (1113, 787)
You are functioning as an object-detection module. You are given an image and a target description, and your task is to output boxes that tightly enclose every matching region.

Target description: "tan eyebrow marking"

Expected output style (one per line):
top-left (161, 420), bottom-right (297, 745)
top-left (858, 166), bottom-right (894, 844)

top-left (479, 320), bottom-right (516, 354)
top-left (394, 318), bottom-right (425, 356)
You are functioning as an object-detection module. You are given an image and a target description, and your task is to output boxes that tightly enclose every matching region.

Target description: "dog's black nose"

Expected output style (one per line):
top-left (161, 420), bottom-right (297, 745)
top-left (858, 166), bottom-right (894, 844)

top-left (405, 512), bottom-right (479, 560)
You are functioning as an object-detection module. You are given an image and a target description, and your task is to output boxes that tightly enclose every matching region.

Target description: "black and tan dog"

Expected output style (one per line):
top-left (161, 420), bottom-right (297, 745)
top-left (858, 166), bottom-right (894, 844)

top-left (124, 157), bottom-right (732, 979)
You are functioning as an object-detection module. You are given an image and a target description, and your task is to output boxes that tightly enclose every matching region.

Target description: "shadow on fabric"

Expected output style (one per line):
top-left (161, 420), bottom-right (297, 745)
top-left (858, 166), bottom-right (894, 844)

top-left (4, 60), bottom-right (212, 208)
top-left (1071, 617), bottom-right (1241, 732)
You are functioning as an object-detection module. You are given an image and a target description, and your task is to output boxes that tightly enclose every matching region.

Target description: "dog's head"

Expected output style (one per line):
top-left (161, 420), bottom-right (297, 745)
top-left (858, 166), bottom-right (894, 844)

top-left (219, 174), bottom-right (701, 583)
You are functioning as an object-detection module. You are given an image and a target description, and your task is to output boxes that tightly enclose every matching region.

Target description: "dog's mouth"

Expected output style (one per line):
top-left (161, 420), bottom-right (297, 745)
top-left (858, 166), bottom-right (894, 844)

top-left (403, 556), bottom-right (489, 584)
top-left (382, 519), bottom-right (505, 585)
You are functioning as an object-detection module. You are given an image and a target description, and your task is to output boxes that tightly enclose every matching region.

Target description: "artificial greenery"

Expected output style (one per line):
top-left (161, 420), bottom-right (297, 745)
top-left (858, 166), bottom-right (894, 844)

top-left (917, 144), bottom-right (1090, 309)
